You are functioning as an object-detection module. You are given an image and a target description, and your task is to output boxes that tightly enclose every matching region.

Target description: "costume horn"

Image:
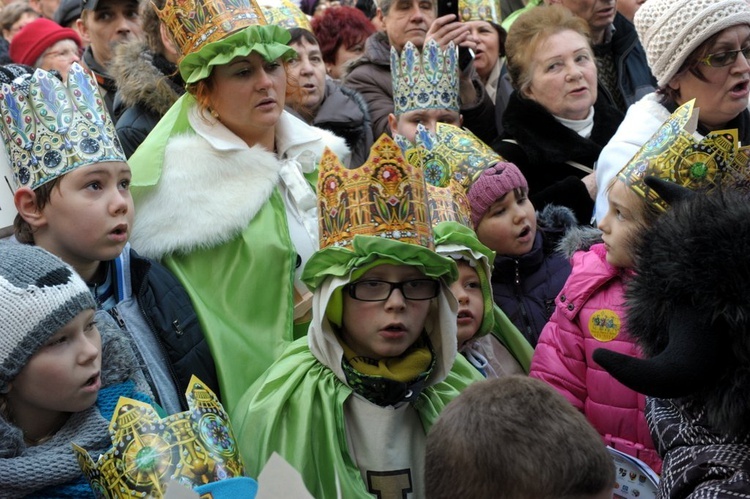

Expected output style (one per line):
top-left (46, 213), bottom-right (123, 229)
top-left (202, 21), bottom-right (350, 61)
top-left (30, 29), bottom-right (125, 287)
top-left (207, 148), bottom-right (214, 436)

top-left (643, 176), bottom-right (695, 206)
top-left (592, 305), bottom-right (727, 398)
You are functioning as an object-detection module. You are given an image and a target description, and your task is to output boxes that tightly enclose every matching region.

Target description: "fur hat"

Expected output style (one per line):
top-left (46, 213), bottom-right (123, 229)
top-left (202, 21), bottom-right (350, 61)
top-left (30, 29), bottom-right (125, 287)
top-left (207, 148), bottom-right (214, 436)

top-left (0, 242), bottom-right (95, 391)
top-left (634, 0), bottom-right (750, 87)
top-left (467, 162), bottom-right (528, 229)
top-left (9, 18), bottom-right (81, 67)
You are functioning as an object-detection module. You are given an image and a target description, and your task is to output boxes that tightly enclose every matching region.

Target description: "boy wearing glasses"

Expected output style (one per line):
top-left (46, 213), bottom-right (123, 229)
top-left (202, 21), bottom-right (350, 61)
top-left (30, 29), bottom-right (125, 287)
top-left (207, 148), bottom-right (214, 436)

top-left (232, 136), bottom-right (483, 498)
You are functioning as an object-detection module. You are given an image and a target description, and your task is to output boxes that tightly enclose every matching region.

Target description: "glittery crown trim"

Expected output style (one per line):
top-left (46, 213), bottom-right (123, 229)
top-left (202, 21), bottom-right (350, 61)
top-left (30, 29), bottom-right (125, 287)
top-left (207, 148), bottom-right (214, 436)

top-left (260, 0), bottom-right (310, 30)
top-left (0, 64), bottom-right (125, 191)
top-left (618, 99), bottom-right (750, 211)
top-left (459, 0), bottom-right (501, 23)
top-left (73, 376), bottom-right (246, 498)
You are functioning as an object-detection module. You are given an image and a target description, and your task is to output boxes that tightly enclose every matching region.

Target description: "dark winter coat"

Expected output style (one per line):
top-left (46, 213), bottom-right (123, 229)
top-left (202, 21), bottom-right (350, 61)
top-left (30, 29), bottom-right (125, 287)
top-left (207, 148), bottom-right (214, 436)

top-left (621, 191), bottom-right (750, 497)
top-left (110, 40), bottom-right (184, 158)
top-left (129, 249), bottom-right (220, 408)
top-left (287, 79), bottom-right (373, 168)
top-left (490, 205), bottom-right (576, 346)
top-left (494, 91), bottom-right (624, 225)
top-left (343, 31), bottom-right (499, 145)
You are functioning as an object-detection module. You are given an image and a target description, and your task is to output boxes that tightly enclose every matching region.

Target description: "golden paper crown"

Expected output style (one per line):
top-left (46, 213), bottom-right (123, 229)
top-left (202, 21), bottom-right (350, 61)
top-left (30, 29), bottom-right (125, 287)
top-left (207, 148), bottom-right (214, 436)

top-left (317, 134), bottom-right (433, 250)
top-left (73, 377), bottom-right (247, 498)
top-left (391, 40), bottom-right (459, 115)
top-left (395, 122), bottom-right (500, 189)
top-left (459, 0), bottom-right (501, 22)
top-left (260, 0), bottom-right (311, 30)
top-left (618, 99), bottom-right (750, 211)
top-left (0, 64), bottom-right (126, 191)
top-left (155, 0), bottom-right (267, 58)
top-left (426, 180), bottom-right (472, 228)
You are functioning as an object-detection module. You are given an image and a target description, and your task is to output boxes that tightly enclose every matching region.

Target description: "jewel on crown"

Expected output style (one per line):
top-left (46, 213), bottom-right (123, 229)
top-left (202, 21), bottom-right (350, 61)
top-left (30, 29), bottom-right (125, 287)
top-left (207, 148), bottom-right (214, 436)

top-left (154, 0), bottom-right (267, 59)
top-left (317, 134), bottom-right (433, 250)
top-left (617, 99), bottom-right (750, 211)
top-left (391, 39), bottom-right (459, 116)
top-left (0, 63), bottom-right (125, 191)
top-left (458, 0), bottom-right (501, 22)
top-left (73, 376), bottom-right (247, 498)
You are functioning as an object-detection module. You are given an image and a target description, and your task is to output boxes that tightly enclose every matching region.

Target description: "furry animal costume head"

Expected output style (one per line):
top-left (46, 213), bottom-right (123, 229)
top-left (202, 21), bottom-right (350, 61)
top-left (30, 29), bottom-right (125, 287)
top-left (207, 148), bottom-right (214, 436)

top-left (594, 178), bottom-right (750, 436)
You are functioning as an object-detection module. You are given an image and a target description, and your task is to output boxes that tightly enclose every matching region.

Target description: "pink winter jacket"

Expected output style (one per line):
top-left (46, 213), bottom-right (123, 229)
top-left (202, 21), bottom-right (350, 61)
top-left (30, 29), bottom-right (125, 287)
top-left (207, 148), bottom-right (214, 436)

top-left (529, 244), bottom-right (662, 474)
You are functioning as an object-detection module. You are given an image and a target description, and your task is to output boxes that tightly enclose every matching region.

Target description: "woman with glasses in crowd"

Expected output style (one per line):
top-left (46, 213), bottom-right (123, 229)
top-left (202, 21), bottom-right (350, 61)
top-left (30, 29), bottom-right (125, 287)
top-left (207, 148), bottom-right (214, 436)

top-left (593, 0), bottom-right (750, 223)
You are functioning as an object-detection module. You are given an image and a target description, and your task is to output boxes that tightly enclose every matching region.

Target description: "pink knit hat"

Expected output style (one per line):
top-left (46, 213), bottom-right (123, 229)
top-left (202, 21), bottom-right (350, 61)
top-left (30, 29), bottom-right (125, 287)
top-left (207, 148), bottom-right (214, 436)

top-left (10, 18), bottom-right (81, 67)
top-left (468, 162), bottom-right (528, 228)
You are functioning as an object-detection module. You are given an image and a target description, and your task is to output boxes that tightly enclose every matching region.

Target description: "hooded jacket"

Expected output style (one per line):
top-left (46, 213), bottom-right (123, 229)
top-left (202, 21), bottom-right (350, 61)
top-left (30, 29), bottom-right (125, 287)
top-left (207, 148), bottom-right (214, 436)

top-left (110, 40), bottom-right (184, 158)
top-left (232, 237), bottom-right (483, 498)
top-left (529, 239), bottom-right (660, 473)
top-left (129, 97), bottom-right (350, 414)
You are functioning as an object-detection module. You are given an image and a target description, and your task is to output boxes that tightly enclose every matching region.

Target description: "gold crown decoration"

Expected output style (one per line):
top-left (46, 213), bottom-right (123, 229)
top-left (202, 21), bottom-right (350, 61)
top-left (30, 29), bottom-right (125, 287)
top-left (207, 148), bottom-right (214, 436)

top-left (0, 64), bottom-right (126, 191)
top-left (426, 180), bottom-right (472, 228)
top-left (317, 134), bottom-right (433, 250)
top-left (154, 0), bottom-right (267, 58)
top-left (391, 39), bottom-right (459, 116)
top-left (73, 376), bottom-right (251, 498)
top-left (459, 0), bottom-right (501, 22)
top-left (260, 0), bottom-right (311, 30)
top-left (395, 122), bottom-right (501, 189)
top-left (618, 99), bottom-right (750, 212)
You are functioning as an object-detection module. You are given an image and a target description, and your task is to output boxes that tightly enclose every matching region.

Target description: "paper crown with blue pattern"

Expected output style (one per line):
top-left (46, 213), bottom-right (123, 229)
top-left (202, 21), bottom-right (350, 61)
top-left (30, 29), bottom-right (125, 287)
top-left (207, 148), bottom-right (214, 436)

top-left (0, 63), bottom-right (126, 191)
top-left (618, 99), bottom-right (750, 212)
top-left (391, 39), bottom-right (459, 116)
top-left (73, 376), bottom-right (257, 499)
top-left (459, 0), bottom-right (501, 22)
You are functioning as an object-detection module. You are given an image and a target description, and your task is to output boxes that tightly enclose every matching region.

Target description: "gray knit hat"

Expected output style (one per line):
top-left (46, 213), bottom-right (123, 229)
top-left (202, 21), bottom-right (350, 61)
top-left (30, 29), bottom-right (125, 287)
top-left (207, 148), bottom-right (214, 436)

top-left (0, 242), bottom-right (95, 391)
top-left (635, 0), bottom-right (750, 87)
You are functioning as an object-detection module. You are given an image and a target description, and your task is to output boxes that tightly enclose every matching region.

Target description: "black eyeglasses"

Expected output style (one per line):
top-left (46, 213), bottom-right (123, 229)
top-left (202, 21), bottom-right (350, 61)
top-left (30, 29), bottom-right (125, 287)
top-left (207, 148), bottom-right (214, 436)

top-left (346, 279), bottom-right (440, 302)
top-left (699, 46), bottom-right (750, 67)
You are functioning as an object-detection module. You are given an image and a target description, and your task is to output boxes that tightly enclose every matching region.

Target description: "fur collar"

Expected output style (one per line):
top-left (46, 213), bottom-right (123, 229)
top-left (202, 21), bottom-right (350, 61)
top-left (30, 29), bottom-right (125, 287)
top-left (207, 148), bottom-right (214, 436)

top-left (131, 114), bottom-right (349, 259)
top-left (110, 40), bottom-right (183, 115)
top-left (501, 91), bottom-right (624, 166)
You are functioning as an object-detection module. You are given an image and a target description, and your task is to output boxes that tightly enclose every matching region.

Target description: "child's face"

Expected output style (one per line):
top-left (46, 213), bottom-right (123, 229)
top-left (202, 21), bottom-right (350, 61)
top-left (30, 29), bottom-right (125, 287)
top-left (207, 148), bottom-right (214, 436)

top-left (475, 189), bottom-right (537, 257)
top-left (388, 108), bottom-right (462, 143)
top-left (450, 261), bottom-right (484, 348)
top-left (6, 309), bottom-right (102, 430)
top-left (34, 161), bottom-right (134, 272)
top-left (342, 264), bottom-right (434, 360)
top-left (598, 179), bottom-right (642, 268)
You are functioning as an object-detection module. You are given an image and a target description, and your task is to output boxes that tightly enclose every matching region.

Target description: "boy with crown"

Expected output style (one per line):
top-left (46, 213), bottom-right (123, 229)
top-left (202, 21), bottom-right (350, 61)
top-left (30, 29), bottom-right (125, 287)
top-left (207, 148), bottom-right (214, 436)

top-left (232, 135), bottom-right (483, 498)
top-left (2, 63), bottom-right (218, 415)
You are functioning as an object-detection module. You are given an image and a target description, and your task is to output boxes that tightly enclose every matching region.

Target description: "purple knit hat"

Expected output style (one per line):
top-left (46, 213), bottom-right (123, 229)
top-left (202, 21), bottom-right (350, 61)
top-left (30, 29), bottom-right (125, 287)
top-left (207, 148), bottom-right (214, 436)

top-left (468, 162), bottom-right (528, 228)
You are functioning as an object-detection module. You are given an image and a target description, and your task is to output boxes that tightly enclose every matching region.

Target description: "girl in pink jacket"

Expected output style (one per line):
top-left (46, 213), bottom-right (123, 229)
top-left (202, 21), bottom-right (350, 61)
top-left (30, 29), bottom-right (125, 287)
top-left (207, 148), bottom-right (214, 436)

top-left (529, 171), bottom-right (664, 474)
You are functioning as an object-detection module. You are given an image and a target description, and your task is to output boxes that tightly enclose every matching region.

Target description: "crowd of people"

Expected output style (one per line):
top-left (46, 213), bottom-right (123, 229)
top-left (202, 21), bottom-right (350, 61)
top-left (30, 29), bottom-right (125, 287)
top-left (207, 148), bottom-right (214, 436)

top-left (1, 0), bottom-right (750, 497)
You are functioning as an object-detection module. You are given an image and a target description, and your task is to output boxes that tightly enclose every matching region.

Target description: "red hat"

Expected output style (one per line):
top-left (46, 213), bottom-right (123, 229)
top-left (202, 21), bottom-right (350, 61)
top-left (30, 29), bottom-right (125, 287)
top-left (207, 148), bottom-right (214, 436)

top-left (9, 18), bottom-right (81, 67)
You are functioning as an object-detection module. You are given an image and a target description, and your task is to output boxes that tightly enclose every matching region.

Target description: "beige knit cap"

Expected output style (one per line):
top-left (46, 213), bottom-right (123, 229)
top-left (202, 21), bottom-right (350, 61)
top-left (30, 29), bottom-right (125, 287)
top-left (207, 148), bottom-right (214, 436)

top-left (635, 0), bottom-right (750, 87)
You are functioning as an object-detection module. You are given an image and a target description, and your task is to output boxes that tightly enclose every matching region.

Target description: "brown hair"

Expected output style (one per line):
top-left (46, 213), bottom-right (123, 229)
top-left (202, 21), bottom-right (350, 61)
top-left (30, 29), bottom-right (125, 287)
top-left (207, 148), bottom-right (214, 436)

top-left (424, 376), bottom-right (614, 499)
top-left (13, 178), bottom-right (62, 244)
top-left (141, 0), bottom-right (166, 54)
top-left (505, 4), bottom-right (591, 93)
top-left (0, 1), bottom-right (37, 34)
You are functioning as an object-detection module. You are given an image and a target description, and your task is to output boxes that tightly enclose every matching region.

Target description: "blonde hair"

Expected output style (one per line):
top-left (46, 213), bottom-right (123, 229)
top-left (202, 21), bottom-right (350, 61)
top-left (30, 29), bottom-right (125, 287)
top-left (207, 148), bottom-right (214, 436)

top-left (505, 4), bottom-right (591, 93)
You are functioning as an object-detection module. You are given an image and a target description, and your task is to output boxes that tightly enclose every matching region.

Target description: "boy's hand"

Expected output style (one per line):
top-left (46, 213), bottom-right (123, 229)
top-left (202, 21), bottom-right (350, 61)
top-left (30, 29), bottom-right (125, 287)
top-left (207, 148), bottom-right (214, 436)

top-left (426, 14), bottom-right (476, 51)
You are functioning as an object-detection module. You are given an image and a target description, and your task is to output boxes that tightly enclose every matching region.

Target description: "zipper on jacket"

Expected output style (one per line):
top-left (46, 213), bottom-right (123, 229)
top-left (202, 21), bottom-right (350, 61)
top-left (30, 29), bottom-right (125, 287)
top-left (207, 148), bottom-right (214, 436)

top-left (514, 260), bottom-right (534, 341)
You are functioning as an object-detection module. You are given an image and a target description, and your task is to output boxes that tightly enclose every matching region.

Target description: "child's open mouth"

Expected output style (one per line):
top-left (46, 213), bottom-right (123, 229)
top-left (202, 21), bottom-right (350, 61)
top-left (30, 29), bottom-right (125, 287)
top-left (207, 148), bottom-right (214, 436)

top-left (519, 226), bottom-right (531, 238)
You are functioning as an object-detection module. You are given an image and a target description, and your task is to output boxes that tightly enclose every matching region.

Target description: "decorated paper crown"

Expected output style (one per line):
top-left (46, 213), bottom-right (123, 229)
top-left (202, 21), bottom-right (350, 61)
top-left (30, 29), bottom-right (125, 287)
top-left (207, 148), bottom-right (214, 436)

top-left (260, 0), bottom-right (311, 30)
top-left (459, 0), bottom-right (500, 23)
top-left (155, 0), bottom-right (267, 59)
top-left (391, 39), bottom-right (459, 116)
top-left (395, 122), bottom-right (501, 189)
top-left (426, 181), bottom-right (472, 228)
top-left (73, 376), bottom-right (254, 498)
top-left (618, 99), bottom-right (750, 211)
top-left (317, 134), bottom-right (433, 249)
top-left (0, 63), bottom-right (125, 191)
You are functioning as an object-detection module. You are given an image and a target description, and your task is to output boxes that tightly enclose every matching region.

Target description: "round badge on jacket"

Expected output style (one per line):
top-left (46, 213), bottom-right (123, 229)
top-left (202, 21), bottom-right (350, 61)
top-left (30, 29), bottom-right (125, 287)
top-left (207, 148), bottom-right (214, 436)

top-left (588, 309), bottom-right (621, 342)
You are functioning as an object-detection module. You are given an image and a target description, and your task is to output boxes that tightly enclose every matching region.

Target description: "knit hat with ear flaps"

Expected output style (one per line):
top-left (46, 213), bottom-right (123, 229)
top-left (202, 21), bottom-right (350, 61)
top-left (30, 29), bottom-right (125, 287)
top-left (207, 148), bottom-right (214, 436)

top-left (467, 162), bottom-right (528, 229)
top-left (0, 243), bottom-right (95, 391)
top-left (634, 0), bottom-right (750, 87)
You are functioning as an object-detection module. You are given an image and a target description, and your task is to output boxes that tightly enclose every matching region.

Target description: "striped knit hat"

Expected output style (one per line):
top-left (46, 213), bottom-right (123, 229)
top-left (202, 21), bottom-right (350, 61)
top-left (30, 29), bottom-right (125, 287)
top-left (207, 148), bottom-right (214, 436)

top-left (0, 243), bottom-right (95, 390)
